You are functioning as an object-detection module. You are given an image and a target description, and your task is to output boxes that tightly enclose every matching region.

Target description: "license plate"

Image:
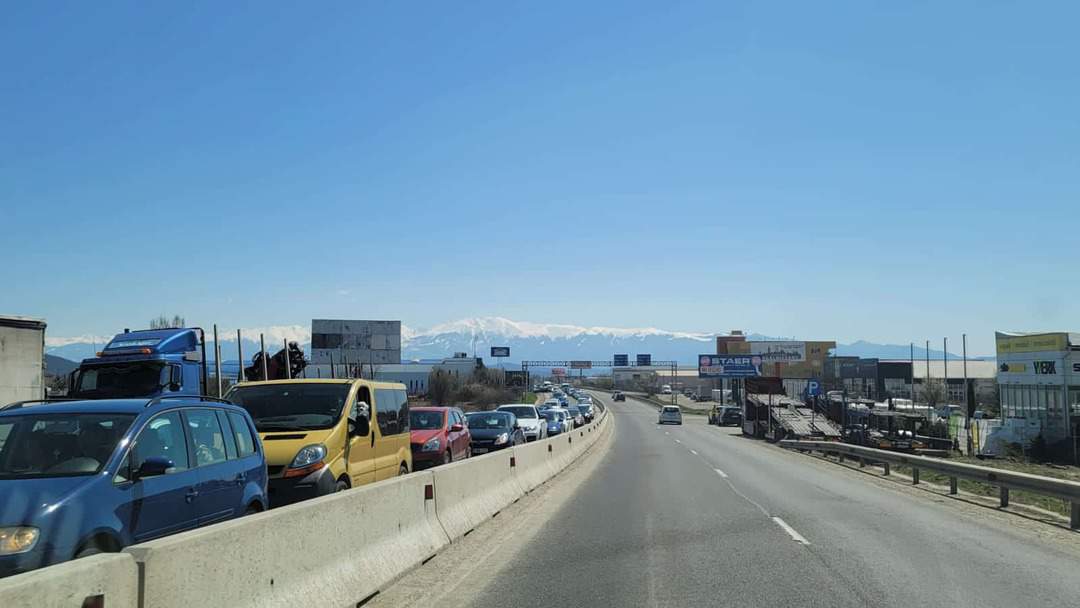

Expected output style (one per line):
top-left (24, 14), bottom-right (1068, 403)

top-left (473, 447), bottom-right (488, 454)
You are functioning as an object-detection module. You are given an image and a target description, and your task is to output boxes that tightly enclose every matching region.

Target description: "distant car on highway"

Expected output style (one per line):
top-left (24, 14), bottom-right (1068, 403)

top-left (566, 405), bottom-right (585, 428)
top-left (658, 405), bottom-right (683, 425)
top-left (540, 410), bottom-right (564, 436)
top-left (557, 395), bottom-right (570, 407)
top-left (550, 408), bottom-right (574, 433)
top-left (465, 411), bottom-right (525, 454)
top-left (0, 397), bottom-right (268, 578)
top-left (661, 385), bottom-right (673, 395)
top-left (612, 391), bottom-right (626, 402)
top-left (496, 404), bottom-right (546, 441)
top-left (409, 407), bottom-right (471, 468)
top-left (540, 398), bottom-right (560, 411)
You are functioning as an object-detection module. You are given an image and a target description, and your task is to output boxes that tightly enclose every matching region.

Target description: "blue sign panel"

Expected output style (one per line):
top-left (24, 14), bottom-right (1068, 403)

top-left (698, 354), bottom-right (762, 378)
top-left (636, 354), bottom-right (652, 367)
top-left (490, 346), bottom-right (510, 358)
top-left (806, 379), bottom-right (822, 397)
top-left (613, 354), bottom-right (629, 367)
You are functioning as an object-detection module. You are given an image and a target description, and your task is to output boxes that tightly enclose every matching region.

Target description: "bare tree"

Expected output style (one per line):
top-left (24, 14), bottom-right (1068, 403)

top-left (149, 314), bottom-right (186, 329)
top-left (918, 378), bottom-right (945, 408)
top-left (428, 370), bottom-right (457, 405)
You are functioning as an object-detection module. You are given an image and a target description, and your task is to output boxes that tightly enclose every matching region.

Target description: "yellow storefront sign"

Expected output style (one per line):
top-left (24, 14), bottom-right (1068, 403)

top-left (995, 332), bottom-right (1068, 354)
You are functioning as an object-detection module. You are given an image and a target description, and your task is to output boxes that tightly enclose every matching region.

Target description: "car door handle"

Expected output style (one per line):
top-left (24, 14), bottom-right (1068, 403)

top-left (185, 488), bottom-right (199, 503)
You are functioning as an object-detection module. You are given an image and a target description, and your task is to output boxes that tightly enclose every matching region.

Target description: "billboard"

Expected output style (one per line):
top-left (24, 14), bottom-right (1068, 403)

top-left (698, 354), bottom-right (763, 378)
top-left (551, 367), bottom-right (566, 377)
top-left (570, 361), bottom-right (592, 369)
top-left (749, 341), bottom-right (806, 362)
top-left (504, 370), bottom-right (527, 387)
top-left (490, 346), bottom-right (510, 358)
top-left (613, 354), bottom-right (629, 367)
top-left (995, 332), bottom-right (1068, 354)
top-left (636, 354), bottom-right (652, 366)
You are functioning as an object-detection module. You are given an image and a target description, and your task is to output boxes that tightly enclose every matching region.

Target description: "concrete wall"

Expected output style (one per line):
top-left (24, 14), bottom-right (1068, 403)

top-left (0, 553), bottom-right (138, 608)
top-left (432, 450), bottom-right (522, 539)
top-left (126, 471), bottom-right (448, 608)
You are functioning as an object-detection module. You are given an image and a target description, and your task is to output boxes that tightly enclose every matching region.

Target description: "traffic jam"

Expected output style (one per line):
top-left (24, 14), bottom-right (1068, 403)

top-left (0, 327), bottom-right (600, 578)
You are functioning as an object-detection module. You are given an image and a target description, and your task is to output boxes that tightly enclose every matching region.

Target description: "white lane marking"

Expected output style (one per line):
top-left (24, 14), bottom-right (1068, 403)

top-left (689, 449), bottom-right (698, 456)
top-left (674, 439), bottom-right (682, 444)
top-left (714, 468), bottom-right (728, 478)
top-left (664, 431), bottom-right (669, 435)
top-left (772, 517), bottom-right (810, 545)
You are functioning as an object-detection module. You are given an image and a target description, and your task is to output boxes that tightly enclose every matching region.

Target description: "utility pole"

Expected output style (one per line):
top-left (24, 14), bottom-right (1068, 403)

top-left (943, 337), bottom-right (949, 405)
top-left (925, 340), bottom-right (931, 407)
top-left (284, 339), bottom-right (292, 380)
top-left (963, 333), bottom-right (971, 455)
top-left (213, 324), bottom-right (222, 397)
top-left (259, 333), bottom-right (268, 381)
top-left (236, 329), bottom-right (245, 383)
top-left (909, 342), bottom-right (915, 401)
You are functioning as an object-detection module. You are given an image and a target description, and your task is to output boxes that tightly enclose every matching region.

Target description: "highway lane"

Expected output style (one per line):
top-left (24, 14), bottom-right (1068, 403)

top-left (379, 393), bottom-right (1080, 607)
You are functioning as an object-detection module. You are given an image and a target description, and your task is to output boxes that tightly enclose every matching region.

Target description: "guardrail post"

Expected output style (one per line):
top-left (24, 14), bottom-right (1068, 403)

top-left (1000, 487), bottom-right (1009, 508)
top-left (912, 468), bottom-right (919, 485)
top-left (858, 457), bottom-right (866, 468)
top-left (949, 477), bottom-right (958, 495)
top-left (1071, 503), bottom-right (1080, 530)
top-left (882, 462), bottom-right (890, 476)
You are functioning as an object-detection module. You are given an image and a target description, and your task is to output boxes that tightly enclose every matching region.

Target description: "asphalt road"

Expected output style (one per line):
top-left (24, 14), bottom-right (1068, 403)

top-left (377, 393), bottom-right (1080, 607)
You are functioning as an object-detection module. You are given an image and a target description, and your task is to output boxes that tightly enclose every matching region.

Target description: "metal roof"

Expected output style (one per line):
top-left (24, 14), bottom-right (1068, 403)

top-left (0, 314), bottom-right (47, 330)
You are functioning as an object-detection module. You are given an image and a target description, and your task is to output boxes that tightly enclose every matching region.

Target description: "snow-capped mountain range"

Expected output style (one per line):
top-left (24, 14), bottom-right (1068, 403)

top-left (44, 316), bottom-right (983, 364)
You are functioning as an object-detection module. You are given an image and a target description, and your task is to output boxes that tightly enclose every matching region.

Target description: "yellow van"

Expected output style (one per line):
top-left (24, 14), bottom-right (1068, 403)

top-left (224, 378), bottom-right (411, 507)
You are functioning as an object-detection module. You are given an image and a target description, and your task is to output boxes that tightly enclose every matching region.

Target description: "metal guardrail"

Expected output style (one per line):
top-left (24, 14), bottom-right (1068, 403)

top-left (780, 440), bottom-right (1080, 529)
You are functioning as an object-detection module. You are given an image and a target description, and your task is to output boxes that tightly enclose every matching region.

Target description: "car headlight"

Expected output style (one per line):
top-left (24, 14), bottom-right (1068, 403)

top-left (0, 527), bottom-right (40, 555)
top-left (493, 433), bottom-right (509, 445)
top-left (422, 437), bottom-right (442, 452)
top-left (290, 444), bottom-right (327, 469)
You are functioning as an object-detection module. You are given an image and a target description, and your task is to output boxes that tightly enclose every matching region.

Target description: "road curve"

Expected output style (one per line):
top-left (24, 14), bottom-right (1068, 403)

top-left (388, 394), bottom-right (1080, 607)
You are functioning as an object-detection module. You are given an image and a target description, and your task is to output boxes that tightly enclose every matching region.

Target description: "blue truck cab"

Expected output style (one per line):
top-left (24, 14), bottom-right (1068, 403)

top-left (68, 328), bottom-right (208, 399)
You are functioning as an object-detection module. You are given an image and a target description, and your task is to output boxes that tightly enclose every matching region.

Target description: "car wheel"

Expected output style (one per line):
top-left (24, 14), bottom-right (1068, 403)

top-left (245, 504), bottom-right (262, 515)
top-left (398, 463), bottom-right (409, 476)
top-left (75, 543), bottom-right (104, 559)
top-left (443, 450), bottom-right (452, 465)
top-left (466, 445), bottom-right (473, 458)
top-left (335, 478), bottom-right (349, 493)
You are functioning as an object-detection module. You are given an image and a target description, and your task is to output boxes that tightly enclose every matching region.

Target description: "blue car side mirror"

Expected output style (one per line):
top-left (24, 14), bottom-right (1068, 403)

top-left (135, 456), bottom-right (175, 480)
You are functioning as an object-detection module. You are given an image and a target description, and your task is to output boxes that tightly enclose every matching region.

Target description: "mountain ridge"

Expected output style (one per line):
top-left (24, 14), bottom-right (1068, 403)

top-left (44, 317), bottom-right (992, 364)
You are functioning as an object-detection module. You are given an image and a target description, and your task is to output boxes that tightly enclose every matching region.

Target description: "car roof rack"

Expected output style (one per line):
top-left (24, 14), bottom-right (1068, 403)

top-left (144, 395), bottom-right (233, 408)
top-left (0, 398), bottom-right (80, 412)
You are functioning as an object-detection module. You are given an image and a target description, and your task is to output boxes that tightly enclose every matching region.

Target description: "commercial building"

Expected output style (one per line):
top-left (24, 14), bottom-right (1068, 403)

top-left (310, 319), bottom-right (401, 366)
top-left (995, 331), bottom-right (1079, 447)
top-left (824, 357), bottom-right (913, 400)
top-left (717, 333), bottom-right (836, 398)
top-left (302, 352), bottom-right (482, 396)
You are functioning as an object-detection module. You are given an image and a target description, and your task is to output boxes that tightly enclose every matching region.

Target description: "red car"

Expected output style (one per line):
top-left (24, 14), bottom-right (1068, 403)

top-left (409, 406), bottom-right (471, 468)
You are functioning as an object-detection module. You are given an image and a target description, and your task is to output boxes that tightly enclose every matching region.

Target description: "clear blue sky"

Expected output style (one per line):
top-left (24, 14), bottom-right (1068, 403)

top-left (3, 1), bottom-right (1077, 353)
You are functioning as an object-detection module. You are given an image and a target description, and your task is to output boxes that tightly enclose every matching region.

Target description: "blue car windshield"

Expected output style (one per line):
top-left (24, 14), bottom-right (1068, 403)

top-left (0, 413), bottom-right (135, 478)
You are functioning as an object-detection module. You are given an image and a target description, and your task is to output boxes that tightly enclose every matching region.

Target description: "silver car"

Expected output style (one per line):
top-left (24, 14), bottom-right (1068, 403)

top-left (658, 405), bottom-right (682, 425)
top-left (496, 404), bottom-right (547, 441)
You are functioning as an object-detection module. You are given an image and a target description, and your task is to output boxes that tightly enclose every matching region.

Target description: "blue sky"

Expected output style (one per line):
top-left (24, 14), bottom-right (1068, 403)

top-left (3, 1), bottom-right (1077, 354)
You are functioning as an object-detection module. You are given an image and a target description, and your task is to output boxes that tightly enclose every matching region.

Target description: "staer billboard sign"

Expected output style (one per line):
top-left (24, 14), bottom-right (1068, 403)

top-left (698, 354), bottom-right (763, 378)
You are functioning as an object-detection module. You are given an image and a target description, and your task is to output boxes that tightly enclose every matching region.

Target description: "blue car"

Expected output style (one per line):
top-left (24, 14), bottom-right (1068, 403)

top-left (0, 397), bottom-right (268, 577)
top-left (540, 410), bottom-right (563, 437)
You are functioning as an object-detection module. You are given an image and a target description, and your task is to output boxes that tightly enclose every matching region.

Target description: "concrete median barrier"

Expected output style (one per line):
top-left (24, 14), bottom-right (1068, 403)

top-left (0, 553), bottom-right (138, 608)
top-left (125, 470), bottom-right (448, 608)
top-left (511, 438), bottom-right (556, 493)
top-left (432, 450), bottom-right (523, 540)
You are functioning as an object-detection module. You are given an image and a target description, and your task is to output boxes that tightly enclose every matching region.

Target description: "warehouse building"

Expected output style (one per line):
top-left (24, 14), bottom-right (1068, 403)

top-left (995, 331), bottom-right (1079, 450)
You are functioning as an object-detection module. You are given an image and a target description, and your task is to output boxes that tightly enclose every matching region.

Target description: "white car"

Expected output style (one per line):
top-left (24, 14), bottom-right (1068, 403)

top-left (496, 404), bottom-right (547, 441)
top-left (553, 407), bottom-right (574, 433)
top-left (658, 405), bottom-right (682, 425)
top-left (541, 398), bottom-right (561, 410)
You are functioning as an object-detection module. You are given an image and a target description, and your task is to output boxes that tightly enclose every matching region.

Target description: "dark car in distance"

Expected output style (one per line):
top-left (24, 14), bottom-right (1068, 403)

top-left (0, 397), bottom-right (268, 578)
top-left (409, 407), bottom-right (471, 468)
top-left (612, 392), bottom-right (626, 402)
top-left (465, 411), bottom-right (525, 454)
